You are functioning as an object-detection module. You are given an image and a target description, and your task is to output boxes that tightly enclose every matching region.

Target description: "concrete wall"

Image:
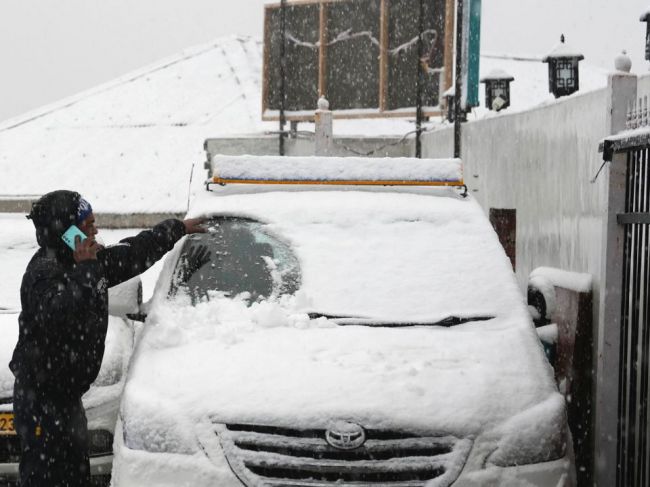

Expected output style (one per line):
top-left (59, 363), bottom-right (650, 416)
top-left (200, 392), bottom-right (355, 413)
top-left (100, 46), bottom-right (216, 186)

top-left (203, 134), bottom-right (412, 175)
top-left (422, 89), bottom-right (611, 306)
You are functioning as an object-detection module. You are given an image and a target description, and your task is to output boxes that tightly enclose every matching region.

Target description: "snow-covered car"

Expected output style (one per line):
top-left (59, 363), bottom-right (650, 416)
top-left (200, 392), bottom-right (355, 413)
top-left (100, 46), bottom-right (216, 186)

top-left (112, 156), bottom-right (574, 487)
top-left (0, 280), bottom-right (139, 487)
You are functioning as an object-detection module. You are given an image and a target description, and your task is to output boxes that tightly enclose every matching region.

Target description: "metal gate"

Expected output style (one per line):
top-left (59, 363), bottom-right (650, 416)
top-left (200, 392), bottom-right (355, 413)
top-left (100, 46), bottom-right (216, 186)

top-left (617, 146), bottom-right (650, 487)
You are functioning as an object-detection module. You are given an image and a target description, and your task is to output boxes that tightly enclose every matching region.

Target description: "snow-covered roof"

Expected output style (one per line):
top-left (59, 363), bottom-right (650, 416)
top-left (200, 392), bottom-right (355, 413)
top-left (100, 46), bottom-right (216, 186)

top-left (0, 36), bottom-right (608, 213)
top-left (542, 38), bottom-right (585, 61)
top-left (0, 36), bottom-right (274, 214)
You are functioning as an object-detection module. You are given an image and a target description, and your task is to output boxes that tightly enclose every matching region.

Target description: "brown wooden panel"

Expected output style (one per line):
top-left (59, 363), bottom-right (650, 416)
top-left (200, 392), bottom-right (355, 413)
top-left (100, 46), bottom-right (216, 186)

top-left (263, 0), bottom-right (451, 120)
top-left (489, 208), bottom-right (516, 270)
top-left (324, 0), bottom-right (380, 110)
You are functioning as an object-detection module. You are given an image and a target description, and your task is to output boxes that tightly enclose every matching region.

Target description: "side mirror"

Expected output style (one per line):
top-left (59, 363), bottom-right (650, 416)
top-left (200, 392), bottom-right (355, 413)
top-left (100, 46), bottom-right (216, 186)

top-left (108, 277), bottom-right (144, 321)
top-left (527, 275), bottom-right (555, 327)
top-left (528, 274), bottom-right (557, 367)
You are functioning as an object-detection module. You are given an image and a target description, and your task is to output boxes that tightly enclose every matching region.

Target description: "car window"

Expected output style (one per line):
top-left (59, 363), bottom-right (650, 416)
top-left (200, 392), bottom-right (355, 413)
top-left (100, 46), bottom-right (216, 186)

top-left (170, 218), bottom-right (301, 304)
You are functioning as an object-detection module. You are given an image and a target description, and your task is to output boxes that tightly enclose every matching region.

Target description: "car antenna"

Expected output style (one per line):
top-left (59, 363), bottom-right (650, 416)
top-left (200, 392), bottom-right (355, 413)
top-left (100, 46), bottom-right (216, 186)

top-left (186, 160), bottom-right (196, 214)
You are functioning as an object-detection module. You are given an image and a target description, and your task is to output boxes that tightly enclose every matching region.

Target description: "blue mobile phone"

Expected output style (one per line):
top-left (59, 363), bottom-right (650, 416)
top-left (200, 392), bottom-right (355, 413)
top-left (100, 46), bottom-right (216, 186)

top-left (61, 225), bottom-right (87, 250)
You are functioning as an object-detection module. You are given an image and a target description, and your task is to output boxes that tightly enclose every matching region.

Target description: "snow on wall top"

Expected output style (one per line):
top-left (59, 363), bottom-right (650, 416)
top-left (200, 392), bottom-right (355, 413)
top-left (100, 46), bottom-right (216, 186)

top-left (211, 155), bottom-right (463, 183)
top-left (542, 40), bottom-right (585, 61)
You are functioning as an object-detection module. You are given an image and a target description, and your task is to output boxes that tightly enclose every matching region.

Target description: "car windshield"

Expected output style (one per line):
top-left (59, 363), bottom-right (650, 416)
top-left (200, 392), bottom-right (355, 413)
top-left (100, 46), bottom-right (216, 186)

top-left (170, 217), bottom-right (301, 304)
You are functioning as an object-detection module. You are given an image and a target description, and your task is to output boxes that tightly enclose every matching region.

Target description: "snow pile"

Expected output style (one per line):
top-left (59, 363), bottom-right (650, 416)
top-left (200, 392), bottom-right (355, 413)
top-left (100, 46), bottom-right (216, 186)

top-left (212, 155), bottom-right (463, 183)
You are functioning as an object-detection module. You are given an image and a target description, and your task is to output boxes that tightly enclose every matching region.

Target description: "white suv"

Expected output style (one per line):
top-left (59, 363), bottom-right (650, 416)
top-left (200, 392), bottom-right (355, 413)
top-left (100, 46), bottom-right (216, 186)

top-left (112, 156), bottom-right (574, 487)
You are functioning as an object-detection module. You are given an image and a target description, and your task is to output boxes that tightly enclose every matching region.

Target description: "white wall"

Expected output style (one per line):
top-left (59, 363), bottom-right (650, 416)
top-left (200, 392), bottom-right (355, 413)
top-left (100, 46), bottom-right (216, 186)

top-left (422, 89), bottom-right (610, 305)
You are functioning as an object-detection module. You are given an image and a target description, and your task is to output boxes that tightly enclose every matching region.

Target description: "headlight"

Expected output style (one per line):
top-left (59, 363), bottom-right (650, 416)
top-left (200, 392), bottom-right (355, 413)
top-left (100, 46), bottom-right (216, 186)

top-left (121, 412), bottom-right (198, 455)
top-left (486, 393), bottom-right (567, 467)
top-left (88, 429), bottom-right (114, 457)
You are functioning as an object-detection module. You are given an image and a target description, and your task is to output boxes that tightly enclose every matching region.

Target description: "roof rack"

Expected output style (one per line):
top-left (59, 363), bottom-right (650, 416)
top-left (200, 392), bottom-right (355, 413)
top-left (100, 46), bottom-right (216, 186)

top-left (206, 155), bottom-right (465, 192)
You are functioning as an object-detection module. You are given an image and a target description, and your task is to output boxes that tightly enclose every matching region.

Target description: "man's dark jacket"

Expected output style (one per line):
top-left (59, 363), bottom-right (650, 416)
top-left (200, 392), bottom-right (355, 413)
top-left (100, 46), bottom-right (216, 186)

top-left (10, 190), bottom-right (186, 399)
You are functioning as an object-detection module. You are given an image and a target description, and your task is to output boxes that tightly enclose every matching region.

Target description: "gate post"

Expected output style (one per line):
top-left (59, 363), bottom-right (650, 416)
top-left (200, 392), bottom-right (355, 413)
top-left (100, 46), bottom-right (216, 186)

top-left (594, 65), bottom-right (637, 487)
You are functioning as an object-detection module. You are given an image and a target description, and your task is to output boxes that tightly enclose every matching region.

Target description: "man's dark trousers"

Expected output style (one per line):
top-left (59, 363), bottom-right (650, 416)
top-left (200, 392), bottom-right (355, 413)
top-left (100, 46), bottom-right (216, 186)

top-left (14, 377), bottom-right (89, 487)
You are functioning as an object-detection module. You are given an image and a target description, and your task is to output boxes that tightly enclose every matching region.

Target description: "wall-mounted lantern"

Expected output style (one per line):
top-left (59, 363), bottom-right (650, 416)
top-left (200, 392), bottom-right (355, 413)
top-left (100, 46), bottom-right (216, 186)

top-left (480, 69), bottom-right (514, 111)
top-left (443, 87), bottom-right (467, 123)
top-left (641, 9), bottom-right (650, 60)
top-left (542, 35), bottom-right (584, 98)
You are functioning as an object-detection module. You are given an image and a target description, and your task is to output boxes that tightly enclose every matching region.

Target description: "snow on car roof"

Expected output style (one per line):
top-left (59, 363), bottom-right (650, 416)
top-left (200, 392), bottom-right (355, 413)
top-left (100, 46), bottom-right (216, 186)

top-left (210, 155), bottom-right (463, 185)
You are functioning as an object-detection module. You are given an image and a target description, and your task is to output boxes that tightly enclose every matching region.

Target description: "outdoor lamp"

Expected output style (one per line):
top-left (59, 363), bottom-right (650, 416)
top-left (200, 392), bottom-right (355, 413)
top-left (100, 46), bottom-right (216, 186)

top-left (480, 69), bottom-right (514, 111)
top-left (542, 35), bottom-right (584, 99)
top-left (641, 8), bottom-right (650, 61)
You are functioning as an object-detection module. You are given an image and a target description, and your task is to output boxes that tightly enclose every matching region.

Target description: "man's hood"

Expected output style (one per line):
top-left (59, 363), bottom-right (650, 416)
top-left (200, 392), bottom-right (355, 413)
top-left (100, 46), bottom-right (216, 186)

top-left (28, 190), bottom-right (80, 251)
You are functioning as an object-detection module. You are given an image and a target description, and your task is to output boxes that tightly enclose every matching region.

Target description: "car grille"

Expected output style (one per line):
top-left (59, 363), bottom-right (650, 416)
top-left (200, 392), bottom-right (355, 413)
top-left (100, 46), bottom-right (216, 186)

top-left (0, 434), bottom-right (20, 464)
top-left (0, 429), bottom-right (112, 463)
top-left (214, 423), bottom-right (472, 486)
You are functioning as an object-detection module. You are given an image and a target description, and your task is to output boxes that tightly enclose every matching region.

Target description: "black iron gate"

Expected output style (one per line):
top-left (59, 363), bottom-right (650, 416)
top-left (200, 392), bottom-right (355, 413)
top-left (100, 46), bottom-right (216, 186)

top-left (617, 146), bottom-right (650, 487)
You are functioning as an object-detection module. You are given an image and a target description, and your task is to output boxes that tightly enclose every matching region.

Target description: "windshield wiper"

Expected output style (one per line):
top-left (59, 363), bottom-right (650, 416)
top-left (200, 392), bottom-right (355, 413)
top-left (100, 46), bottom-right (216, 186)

top-left (325, 315), bottom-right (495, 328)
top-left (307, 312), bottom-right (367, 320)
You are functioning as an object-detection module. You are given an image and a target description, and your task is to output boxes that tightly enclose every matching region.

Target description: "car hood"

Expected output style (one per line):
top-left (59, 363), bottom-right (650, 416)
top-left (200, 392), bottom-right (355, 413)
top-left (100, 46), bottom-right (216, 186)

top-left (124, 305), bottom-right (558, 438)
top-left (0, 312), bottom-right (132, 404)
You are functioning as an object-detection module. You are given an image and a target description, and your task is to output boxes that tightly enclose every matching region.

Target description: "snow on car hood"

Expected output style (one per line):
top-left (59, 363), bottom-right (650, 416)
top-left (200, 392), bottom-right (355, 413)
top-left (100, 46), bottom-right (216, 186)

top-left (123, 189), bottom-right (558, 441)
top-left (0, 312), bottom-right (132, 403)
top-left (125, 295), bottom-right (555, 438)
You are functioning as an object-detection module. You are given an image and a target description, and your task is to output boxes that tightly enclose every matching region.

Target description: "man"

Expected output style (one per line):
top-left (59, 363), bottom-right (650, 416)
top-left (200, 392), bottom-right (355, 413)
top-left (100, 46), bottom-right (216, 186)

top-left (9, 190), bottom-right (204, 487)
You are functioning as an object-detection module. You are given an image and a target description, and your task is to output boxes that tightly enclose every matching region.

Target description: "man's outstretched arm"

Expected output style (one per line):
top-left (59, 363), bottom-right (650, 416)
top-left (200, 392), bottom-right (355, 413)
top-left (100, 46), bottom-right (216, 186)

top-left (99, 218), bottom-right (205, 288)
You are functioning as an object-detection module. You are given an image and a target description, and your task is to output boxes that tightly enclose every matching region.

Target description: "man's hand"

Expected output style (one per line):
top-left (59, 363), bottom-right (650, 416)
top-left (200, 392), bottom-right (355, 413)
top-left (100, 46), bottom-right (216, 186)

top-left (183, 218), bottom-right (207, 234)
top-left (73, 236), bottom-right (100, 263)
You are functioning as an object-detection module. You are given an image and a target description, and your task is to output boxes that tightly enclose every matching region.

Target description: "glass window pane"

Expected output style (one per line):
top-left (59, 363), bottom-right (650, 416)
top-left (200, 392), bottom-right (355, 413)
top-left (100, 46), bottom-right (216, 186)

top-left (171, 218), bottom-right (301, 304)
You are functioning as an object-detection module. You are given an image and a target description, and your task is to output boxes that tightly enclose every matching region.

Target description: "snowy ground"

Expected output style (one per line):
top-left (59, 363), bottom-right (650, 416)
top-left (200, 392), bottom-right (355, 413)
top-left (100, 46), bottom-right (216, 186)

top-left (0, 213), bottom-right (164, 309)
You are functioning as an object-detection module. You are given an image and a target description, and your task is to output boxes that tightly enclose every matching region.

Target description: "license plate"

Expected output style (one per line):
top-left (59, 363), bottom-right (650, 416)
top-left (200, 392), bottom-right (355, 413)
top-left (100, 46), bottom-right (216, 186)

top-left (0, 413), bottom-right (16, 435)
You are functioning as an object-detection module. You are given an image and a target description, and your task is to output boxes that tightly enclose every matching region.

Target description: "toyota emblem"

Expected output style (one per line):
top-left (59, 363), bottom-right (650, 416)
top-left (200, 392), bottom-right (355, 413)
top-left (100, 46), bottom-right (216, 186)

top-left (325, 421), bottom-right (366, 450)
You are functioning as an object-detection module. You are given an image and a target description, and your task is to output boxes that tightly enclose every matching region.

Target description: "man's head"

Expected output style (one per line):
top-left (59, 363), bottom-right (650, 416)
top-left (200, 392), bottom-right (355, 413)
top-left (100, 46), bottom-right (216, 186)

top-left (28, 190), bottom-right (97, 250)
top-left (76, 197), bottom-right (98, 240)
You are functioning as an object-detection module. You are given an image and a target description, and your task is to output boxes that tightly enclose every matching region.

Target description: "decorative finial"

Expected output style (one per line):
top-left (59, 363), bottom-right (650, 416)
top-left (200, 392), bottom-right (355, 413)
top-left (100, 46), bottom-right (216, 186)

top-left (615, 50), bottom-right (632, 73)
top-left (317, 96), bottom-right (330, 111)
